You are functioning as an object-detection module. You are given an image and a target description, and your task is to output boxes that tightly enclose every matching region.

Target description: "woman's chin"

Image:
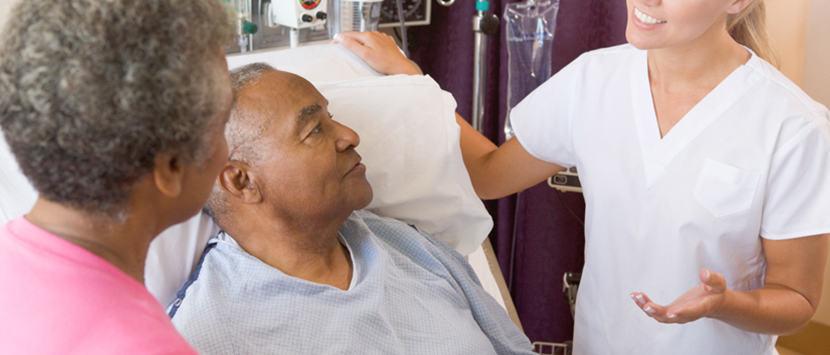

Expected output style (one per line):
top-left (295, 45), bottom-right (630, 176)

top-left (625, 30), bottom-right (659, 51)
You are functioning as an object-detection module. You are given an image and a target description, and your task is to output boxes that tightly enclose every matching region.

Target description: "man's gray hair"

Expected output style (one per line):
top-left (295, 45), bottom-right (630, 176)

top-left (204, 62), bottom-right (277, 223)
top-left (0, 0), bottom-right (234, 216)
top-left (226, 62), bottom-right (279, 163)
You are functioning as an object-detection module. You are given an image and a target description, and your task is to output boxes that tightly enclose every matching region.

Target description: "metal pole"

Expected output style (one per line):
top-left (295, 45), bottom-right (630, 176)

top-left (471, 1), bottom-right (497, 134)
top-left (472, 12), bottom-right (487, 133)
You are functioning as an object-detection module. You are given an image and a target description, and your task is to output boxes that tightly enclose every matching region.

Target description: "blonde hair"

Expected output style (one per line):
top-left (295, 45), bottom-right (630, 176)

top-left (727, 0), bottom-right (779, 67)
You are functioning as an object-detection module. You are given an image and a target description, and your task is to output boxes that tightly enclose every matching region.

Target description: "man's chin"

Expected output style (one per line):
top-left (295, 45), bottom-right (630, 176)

top-left (355, 184), bottom-right (373, 210)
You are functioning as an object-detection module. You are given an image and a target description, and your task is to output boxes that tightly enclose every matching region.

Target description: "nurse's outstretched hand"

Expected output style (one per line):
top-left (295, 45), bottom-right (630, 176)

top-left (630, 269), bottom-right (729, 324)
top-left (332, 31), bottom-right (421, 76)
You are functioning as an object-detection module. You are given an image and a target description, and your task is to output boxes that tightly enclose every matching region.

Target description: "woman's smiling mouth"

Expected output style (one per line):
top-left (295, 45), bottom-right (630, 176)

top-left (634, 7), bottom-right (666, 25)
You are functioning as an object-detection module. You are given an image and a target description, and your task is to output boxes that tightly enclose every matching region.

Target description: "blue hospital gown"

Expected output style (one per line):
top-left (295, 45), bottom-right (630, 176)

top-left (169, 210), bottom-right (533, 354)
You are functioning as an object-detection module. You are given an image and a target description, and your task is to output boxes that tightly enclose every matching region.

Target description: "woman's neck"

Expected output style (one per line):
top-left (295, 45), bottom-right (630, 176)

top-left (25, 198), bottom-right (157, 284)
top-left (647, 23), bottom-right (751, 89)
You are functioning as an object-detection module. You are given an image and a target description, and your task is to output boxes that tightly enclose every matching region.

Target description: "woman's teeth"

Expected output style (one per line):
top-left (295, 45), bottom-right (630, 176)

top-left (634, 7), bottom-right (666, 25)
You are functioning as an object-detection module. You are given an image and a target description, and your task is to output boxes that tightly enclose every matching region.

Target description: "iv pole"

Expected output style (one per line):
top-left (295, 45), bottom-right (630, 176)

top-left (471, 0), bottom-right (499, 133)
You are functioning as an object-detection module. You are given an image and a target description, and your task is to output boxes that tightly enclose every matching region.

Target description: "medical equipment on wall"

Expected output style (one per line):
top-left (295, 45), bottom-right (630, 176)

top-left (266, 0), bottom-right (328, 47)
top-left (503, 0), bottom-right (558, 140)
top-left (326, 0), bottom-right (382, 39)
top-left (223, 0), bottom-right (260, 53)
top-left (378, 0), bottom-right (431, 27)
top-left (219, 0), bottom-right (443, 54)
top-left (471, 0), bottom-right (499, 133)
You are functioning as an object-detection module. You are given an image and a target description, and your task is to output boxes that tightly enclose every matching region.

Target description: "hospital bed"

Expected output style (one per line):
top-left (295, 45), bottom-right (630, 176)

top-left (0, 43), bottom-right (523, 337)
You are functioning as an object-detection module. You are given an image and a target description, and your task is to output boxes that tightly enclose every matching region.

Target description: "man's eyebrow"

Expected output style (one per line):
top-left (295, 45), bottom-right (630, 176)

top-left (294, 102), bottom-right (323, 131)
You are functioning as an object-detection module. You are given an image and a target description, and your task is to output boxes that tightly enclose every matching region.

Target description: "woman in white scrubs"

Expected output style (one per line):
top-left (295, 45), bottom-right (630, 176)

top-left (336, 0), bottom-right (830, 353)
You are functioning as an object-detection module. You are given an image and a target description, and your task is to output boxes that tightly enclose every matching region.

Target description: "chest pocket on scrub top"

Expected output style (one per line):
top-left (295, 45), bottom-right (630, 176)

top-left (693, 158), bottom-right (761, 218)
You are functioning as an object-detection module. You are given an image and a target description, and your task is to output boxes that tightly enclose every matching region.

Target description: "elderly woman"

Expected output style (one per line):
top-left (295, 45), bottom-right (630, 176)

top-left (0, 0), bottom-right (233, 353)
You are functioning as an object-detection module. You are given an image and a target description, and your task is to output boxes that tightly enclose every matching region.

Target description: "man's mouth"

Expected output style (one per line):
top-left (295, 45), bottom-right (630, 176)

top-left (345, 154), bottom-right (364, 176)
top-left (634, 7), bottom-right (666, 25)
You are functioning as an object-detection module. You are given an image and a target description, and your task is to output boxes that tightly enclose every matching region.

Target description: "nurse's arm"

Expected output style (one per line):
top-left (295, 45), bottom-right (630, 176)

top-left (714, 233), bottom-right (829, 334)
top-left (455, 113), bottom-right (564, 200)
top-left (334, 34), bottom-right (565, 199)
top-left (633, 233), bottom-right (828, 335)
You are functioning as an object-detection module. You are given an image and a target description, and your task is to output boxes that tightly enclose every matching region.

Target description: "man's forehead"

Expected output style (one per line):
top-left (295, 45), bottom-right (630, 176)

top-left (240, 71), bottom-right (325, 130)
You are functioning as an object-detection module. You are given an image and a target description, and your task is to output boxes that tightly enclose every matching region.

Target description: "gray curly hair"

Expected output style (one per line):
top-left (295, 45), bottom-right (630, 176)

top-left (0, 0), bottom-right (234, 216)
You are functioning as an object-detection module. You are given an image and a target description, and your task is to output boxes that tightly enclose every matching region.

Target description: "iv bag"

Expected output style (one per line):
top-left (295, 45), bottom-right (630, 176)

top-left (503, 0), bottom-right (559, 140)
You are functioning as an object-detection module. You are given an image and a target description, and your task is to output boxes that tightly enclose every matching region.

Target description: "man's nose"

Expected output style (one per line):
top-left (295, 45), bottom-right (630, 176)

top-left (334, 120), bottom-right (360, 151)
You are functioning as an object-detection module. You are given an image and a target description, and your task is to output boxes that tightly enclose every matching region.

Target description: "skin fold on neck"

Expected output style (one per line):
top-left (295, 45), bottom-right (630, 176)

top-left (223, 210), bottom-right (354, 291)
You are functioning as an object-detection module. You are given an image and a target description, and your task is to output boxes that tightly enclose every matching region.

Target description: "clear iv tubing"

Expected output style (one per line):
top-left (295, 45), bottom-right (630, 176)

top-left (503, 0), bottom-right (559, 140)
top-left (396, 0), bottom-right (409, 57)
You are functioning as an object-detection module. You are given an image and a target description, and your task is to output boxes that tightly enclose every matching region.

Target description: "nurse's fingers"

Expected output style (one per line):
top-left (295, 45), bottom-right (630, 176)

top-left (631, 292), bottom-right (700, 324)
top-left (699, 269), bottom-right (727, 293)
top-left (333, 31), bottom-right (418, 75)
top-left (664, 272), bottom-right (728, 322)
top-left (664, 298), bottom-right (710, 324)
top-left (333, 33), bottom-right (369, 58)
top-left (335, 31), bottom-right (397, 54)
top-left (630, 293), bottom-right (670, 320)
top-left (339, 31), bottom-right (394, 47)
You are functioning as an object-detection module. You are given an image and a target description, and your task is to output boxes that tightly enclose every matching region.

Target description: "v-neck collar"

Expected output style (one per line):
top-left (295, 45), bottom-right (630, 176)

top-left (631, 49), bottom-right (762, 188)
top-left (218, 230), bottom-right (361, 292)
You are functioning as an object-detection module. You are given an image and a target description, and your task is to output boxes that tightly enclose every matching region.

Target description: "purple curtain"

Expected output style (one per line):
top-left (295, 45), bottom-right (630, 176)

top-left (407, 0), bottom-right (626, 344)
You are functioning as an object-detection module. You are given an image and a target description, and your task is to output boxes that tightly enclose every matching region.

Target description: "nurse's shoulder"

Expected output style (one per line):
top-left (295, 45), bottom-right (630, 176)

top-left (745, 54), bottom-right (830, 127)
top-left (539, 43), bottom-right (643, 97)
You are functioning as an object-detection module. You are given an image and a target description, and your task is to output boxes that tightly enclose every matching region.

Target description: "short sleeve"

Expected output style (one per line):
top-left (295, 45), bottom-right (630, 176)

top-left (510, 56), bottom-right (584, 168)
top-left (761, 114), bottom-right (830, 239)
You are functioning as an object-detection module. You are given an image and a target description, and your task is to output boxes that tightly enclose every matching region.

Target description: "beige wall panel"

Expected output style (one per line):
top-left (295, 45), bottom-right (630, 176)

top-left (800, 0), bottom-right (830, 328)
top-left (802, 0), bottom-right (830, 108)
top-left (765, 0), bottom-right (812, 85)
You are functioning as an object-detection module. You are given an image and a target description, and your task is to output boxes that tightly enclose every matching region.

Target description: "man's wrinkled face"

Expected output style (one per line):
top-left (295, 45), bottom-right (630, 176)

top-left (240, 70), bottom-right (372, 221)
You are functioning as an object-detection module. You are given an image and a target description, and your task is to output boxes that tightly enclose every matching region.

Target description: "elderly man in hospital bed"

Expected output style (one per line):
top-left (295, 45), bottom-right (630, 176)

top-left (168, 60), bottom-right (534, 354)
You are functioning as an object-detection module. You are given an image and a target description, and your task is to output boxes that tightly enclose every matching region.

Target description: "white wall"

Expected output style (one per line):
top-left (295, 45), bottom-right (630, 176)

top-left (0, 0), bottom-right (20, 31)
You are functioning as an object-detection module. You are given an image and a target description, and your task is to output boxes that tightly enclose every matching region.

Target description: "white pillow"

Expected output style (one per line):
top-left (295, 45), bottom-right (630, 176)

top-left (225, 44), bottom-right (382, 82)
top-left (0, 134), bottom-right (37, 224)
top-left (318, 74), bottom-right (493, 254)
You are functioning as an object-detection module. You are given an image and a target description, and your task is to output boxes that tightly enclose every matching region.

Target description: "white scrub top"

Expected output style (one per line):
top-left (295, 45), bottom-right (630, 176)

top-left (511, 44), bottom-right (830, 355)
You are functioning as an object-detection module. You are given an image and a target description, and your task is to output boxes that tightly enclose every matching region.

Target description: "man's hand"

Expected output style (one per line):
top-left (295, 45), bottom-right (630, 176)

top-left (630, 269), bottom-right (729, 324)
top-left (333, 31), bottom-right (420, 76)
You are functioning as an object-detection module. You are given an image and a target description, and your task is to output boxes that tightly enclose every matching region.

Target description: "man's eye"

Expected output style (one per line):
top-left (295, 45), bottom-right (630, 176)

top-left (311, 123), bottom-right (322, 134)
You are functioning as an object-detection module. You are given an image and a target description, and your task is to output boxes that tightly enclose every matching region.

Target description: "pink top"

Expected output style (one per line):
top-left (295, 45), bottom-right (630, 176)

top-left (0, 217), bottom-right (198, 355)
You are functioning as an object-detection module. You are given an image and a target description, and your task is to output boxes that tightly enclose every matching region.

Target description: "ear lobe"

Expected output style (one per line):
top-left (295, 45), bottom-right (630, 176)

top-left (726, 0), bottom-right (754, 15)
top-left (219, 162), bottom-right (263, 204)
top-left (153, 152), bottom-right (184, 198)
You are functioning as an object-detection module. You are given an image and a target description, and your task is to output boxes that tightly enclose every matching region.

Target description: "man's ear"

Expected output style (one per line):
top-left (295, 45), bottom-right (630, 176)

top-left (218, 162), bottom-right (263, 204)
top-left (152, 151), bottom-right (184, 198)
